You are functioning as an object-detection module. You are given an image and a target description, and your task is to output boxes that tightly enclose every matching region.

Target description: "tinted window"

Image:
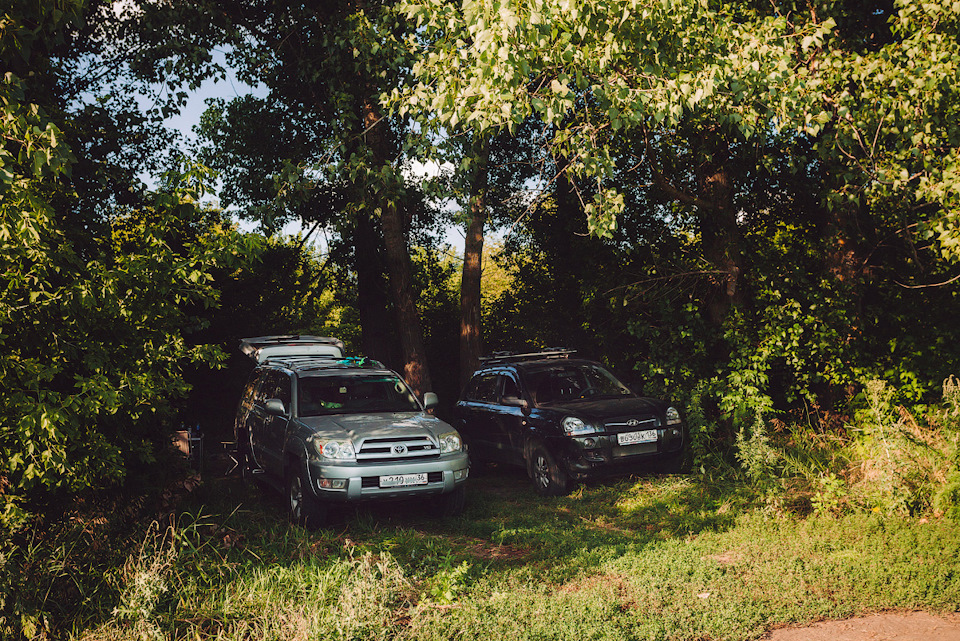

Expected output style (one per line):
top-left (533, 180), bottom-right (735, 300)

top-left (256, 370), bottom-right (291, 406)
top-left (527, 364), bottom-right (633, 405)
top-left (463, 373), bottom-right (500, 403)
top-left (253, 370), bottom-right (275, 404)
top-left (298, 374), bottom-right (420, 416)
top-left (502, 374), bottom-right (521, 399)
top-left (242, 370), bottom-right (262, 405)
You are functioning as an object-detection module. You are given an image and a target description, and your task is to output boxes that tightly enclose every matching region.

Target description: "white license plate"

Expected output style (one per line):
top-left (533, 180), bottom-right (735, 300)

top-left (379, 473), bottom-right (428, 488)
top-left (617, 429), bottom-right (658, 446)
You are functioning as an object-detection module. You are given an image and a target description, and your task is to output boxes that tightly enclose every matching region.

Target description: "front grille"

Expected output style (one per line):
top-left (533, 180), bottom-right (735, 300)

top-left (361, 471), bottom-right (444, 488)
top-left (603, 416), bottom-right (659, 432)
top-left (356, 436), bottom-right (440, 463)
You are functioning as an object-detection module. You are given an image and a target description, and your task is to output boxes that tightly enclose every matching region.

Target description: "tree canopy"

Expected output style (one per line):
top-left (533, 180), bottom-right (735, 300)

top-left (1, 0), bottom-right (960, 532)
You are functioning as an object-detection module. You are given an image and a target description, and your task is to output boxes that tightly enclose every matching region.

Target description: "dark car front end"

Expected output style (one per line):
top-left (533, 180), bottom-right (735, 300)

top-left (530, 396), bottom-right (686, 480)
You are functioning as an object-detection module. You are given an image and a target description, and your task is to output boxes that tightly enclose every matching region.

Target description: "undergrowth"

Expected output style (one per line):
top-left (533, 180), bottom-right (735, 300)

top-left (3, 376), bottom-right (960, 640)
top-left (709, 376), bottom-right (960, 518)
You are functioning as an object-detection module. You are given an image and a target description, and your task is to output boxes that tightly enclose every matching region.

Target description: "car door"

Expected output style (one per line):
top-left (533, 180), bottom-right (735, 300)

top-left (493, 372), bottom-right (528, 466)
top-left (456, 372), bottom-right (502, 461)
top-left (263, 371), bottom-right (292, 476)
top-left (250, 370), bottom-right (289, 476)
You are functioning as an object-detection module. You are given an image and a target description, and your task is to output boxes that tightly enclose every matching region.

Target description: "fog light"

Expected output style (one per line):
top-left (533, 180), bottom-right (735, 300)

top-left (454, 468), bottom-right (468, 480)
top-left (581, 437), bottom-right (596, 448)
top-left (318, 478), bottom-right (346, 490)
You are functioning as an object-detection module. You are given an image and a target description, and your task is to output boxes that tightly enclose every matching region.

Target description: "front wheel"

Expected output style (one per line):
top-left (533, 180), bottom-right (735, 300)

top-left (528, 443), bottom-right (569, 497)
top-left (287, 468), bottom-right (327, 529)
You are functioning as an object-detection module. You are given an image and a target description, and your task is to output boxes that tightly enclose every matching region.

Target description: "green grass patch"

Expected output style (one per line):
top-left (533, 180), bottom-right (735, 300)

top-left (4, 466), bottom-right (959, 640)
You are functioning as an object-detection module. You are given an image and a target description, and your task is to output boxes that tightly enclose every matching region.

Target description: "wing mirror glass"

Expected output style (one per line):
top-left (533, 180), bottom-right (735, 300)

top-left (265, 398), bottom-right (286, 416)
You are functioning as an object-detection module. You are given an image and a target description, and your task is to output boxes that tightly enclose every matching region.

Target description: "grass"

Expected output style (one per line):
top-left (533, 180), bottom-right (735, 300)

top-left (5, 460), bottom-right (960, 641)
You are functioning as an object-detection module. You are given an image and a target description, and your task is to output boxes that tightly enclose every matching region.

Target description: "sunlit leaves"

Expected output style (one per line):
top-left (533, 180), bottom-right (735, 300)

top-left (394, 0), bottom-right (835, 235)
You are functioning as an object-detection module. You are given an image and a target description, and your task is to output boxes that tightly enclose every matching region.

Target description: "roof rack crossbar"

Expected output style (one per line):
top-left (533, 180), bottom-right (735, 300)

top-left (261, 355), bottom-right (385, 371)
top-left (480, 348), bottom-right (577, 365)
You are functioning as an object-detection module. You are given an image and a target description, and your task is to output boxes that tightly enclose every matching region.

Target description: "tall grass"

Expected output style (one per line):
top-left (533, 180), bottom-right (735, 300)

top-left (4, 377), bottom-right (960, 640)
top-left (733, 376), bottom-right (960, 517)
top-left (18, 473), bottom-right (948, 640)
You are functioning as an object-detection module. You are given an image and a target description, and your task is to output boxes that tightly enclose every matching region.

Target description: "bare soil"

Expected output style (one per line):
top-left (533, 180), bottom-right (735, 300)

top-left (765, 612), bottom-right (960, 641)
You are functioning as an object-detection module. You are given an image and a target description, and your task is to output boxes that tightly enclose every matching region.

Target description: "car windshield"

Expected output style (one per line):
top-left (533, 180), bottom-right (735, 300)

top-left (298, 374), bottom-right (421, 416)
top-left (526, 364), bottom-right (634, 405)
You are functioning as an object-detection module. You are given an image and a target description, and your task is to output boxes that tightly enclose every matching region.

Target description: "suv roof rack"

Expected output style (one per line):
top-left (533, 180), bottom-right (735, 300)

top-left (480, 348), bottom-right (577, 365)
top-left (240, 334), bottom-right (344, 355)
top-left (263, 355), bottom-right (385, 372)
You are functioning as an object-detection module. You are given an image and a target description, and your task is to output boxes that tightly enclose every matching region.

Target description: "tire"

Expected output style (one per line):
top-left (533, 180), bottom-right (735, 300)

top-left (528, 443), bottom-right (569, 497)
top-left (287, 467), bottom-right (327, 529)
top-left (434, 484), bottom-right (466, 518)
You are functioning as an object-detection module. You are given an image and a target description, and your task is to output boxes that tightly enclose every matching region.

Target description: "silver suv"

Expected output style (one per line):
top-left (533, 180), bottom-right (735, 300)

top-left (235, 336), bottom-right (469, 527)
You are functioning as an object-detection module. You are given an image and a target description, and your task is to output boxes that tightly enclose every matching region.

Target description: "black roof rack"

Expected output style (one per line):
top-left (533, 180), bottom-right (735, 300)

top-left (480, 348), bottom-right (577, 366)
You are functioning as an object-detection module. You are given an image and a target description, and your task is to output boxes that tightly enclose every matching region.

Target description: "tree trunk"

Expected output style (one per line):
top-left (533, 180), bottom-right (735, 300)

top-left (353, 208), bottom-right (394, 365)
top-left (696, 142), bottom-right (743, 326)
top-left (360, 95), bottom-right (433, 398)
top-left (459, 140), bottom-right (490, 387)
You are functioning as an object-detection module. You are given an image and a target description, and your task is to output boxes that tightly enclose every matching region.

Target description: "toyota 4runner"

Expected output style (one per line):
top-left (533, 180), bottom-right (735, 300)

top-left (235, 336), bottom-right (469, 527)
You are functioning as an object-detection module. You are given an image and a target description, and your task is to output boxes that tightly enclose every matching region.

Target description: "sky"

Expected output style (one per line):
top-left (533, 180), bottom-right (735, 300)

top-left (159, 52), bottom-right (467, 253)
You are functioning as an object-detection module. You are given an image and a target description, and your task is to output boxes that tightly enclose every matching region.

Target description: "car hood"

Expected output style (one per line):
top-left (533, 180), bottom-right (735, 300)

top-left (300, 412), bottom-right (454, 440)
top-left (540, 396), bottom-right (668, 419)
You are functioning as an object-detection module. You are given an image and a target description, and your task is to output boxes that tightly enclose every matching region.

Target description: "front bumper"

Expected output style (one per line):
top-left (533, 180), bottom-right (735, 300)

top-left (559, 424), bottom-right (685, 480)
top-left (305, 451), bottom-right (470, 502)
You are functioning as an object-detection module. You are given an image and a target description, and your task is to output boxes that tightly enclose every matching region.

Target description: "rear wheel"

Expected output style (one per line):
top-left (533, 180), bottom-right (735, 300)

top-left (529, 443), bottom-right (569, 497)
top-left (287, 468), bottom-right (327, 529)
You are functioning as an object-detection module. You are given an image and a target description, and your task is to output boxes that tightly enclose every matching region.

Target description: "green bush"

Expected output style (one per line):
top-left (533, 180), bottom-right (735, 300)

top-left (724, 376), bottom-right (960, 518)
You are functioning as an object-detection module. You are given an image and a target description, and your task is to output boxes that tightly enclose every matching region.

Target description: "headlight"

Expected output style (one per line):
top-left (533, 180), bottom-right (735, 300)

top-left (314, 439), bottom-right (356, 460)
top-left (665, 407), bottom-right (681, 425)
top-left (439, 432), bottom-right (462, 453)
top-left (562, 416), bottom-right (595, 436)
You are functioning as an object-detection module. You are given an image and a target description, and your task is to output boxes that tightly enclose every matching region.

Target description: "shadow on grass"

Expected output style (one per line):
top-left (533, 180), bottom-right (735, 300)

top-left (188, 455), bottom-right (757, 583)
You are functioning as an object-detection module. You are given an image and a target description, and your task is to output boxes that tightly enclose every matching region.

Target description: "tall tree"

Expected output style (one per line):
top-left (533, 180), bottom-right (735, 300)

top-left (0, 0), bottom-right (260, 528)
top-left (399, 0), bottom-right (960, 308)
top-left (458, 138), bottom-right (490, 385)
top-left (128, 0), bottom-right (437, 395)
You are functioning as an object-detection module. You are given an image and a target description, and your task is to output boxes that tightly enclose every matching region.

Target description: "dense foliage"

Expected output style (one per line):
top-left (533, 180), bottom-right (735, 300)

top-left (2, 1), bottom-right (960, 638)
top-left (2, 0), bottom-right (960, 547)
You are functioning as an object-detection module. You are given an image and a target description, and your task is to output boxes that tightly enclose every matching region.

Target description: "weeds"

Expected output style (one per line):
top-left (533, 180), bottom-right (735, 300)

top-left (722, 376), bottom-right (960, 519)
top-left (5, 376), bottom-right (960, 639)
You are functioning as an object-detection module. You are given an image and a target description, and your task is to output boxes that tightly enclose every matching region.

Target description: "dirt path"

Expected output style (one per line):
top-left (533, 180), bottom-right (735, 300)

top-left (765, 612), bottom-right (960, 640)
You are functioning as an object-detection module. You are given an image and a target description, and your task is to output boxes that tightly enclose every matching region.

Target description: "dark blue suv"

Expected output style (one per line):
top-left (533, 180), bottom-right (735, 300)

top-left (453, 350), bottom-right (686, 495)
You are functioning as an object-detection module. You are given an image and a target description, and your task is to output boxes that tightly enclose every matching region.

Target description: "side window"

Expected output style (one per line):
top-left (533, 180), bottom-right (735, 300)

top-left (253, 371), bottom-right (270, 405)
top-left (255, 370), bottom-right (281, 405)
top-left (464, 373), bottom-right (500, 403)
top-left (274, 373), bottom-right (292, 406)
top-left (242, 369), bottom-right (262, 405)
top-left (501, 374), bottom-right (521, 400)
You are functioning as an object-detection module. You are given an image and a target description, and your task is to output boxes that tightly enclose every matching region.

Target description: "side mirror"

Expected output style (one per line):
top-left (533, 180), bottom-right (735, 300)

top-left (264, 398), bottom-right (287, 416)
top-left (423, 392), bottom-right (439, 410)
top-left (502, 395), bottom-right (529, 410)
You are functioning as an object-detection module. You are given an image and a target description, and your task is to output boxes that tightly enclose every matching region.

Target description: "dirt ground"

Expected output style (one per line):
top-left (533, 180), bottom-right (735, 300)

top-left (765, 612), bottom-right (960, 640)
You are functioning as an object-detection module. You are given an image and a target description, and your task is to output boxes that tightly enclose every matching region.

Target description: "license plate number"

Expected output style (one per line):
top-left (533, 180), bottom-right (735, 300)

top-left (379, 473), bottom-right (428, 488)
top-left (617, 429), bottom-right (658, 446)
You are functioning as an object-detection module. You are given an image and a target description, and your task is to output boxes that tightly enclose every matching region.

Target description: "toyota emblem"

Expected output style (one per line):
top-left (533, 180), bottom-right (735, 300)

top-left (393, 444), bottom-right (408, 455)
